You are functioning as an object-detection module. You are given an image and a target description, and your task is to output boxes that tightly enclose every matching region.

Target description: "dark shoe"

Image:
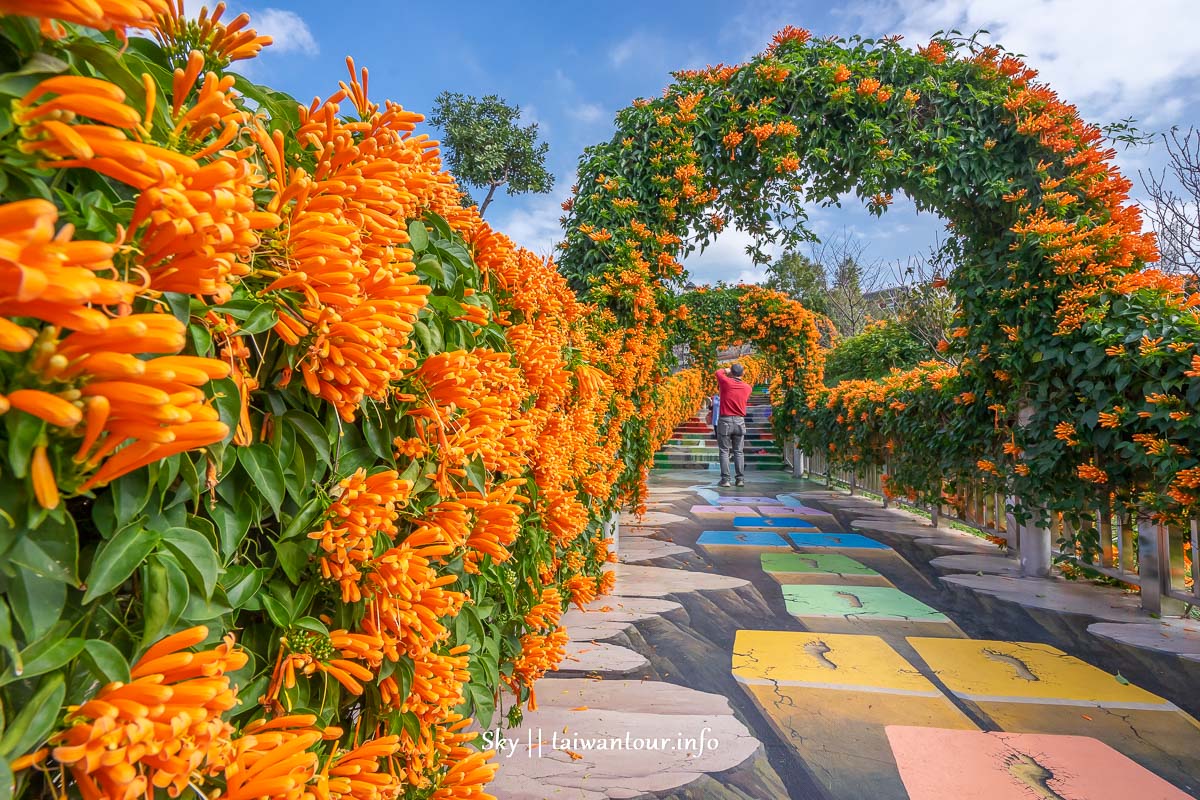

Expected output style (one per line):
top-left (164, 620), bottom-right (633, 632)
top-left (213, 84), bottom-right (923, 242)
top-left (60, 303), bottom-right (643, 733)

top-left (717, 478), bottom-right (732, 487)
top-left (735, 477), bottom-right (745, 487)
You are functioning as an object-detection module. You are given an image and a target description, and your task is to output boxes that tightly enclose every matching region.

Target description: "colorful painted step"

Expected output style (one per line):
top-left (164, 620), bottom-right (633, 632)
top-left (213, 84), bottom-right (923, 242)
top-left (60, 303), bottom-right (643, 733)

top-left (690, 504), bottom-right (757, 518)
top-left (780, 585), bottom-right (961, 638)
top-left (788, 532), bottom-right (890, 550)
top-left (776, 496), bottom-right (835, 513)
top-left (754, 504), bottom-right (826, 516)
top-left (704, 496), bottom-right (780, 504)
top-left (759, 552), bottom-right (891, 586)
top-left (697, 530), bottom-right (792, 550)
top-left (732, 630), bottom-right (975, 800)
top-left (732, 516), bottom-right (819, 531)
top-left (886, 727), bottom-right (1195, 800)
top-left (908, 637), bottom-right (1200, 792)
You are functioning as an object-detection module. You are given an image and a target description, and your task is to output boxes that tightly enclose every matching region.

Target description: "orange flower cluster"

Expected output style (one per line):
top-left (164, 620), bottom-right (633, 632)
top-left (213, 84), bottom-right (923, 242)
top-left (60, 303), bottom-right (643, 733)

top-left (0, 200), bottom-right (229, 507)
top-left (50, 627), bottom-right (245, 800)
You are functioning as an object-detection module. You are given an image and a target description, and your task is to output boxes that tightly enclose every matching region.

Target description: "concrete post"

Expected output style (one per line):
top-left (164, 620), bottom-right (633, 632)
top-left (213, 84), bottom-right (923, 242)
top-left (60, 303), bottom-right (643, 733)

top-left (791, 441), bottom-right (803, 478)
top-left (1004, 495), bottom-right (1020, 558)
top-left (1137, 517), bottom-right (1162, 616)
top-left (606, 510), bottom-right (620, 558)
top-left (1019, 511), bottom-right (1052, 578)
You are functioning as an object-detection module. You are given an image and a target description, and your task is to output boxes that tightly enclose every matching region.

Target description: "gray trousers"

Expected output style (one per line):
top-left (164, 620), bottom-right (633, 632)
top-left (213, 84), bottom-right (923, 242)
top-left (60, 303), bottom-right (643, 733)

top-left (717, 416), bottom-right (746, 479)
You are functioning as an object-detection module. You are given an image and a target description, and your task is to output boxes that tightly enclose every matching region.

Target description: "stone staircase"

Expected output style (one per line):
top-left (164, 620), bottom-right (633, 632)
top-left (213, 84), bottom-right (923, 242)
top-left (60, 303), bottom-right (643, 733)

top-left (653, 387), bottom-right (787, 471)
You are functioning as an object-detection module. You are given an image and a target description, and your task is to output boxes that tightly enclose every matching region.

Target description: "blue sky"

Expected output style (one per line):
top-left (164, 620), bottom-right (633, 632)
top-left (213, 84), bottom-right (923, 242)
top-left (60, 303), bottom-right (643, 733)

top-left (229, 0), bottom-right (1200, 287)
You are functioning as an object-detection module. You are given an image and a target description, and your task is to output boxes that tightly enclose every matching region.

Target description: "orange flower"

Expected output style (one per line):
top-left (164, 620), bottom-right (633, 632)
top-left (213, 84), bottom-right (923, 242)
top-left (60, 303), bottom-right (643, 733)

top-left (51, 627), bottom-right (247, 800)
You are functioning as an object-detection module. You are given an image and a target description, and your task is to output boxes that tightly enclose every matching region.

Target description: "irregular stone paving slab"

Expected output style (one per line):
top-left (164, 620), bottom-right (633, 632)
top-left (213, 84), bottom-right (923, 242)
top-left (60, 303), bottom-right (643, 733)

top-left (487, 678), bottom-right (762, 800)
top-left (621, 511), bottom-right (686, 526)
top-left (733, 630), bottom-right (974, 800)
top-left (610, 563), bottom-right (749, 597)
top-left (560, 597), bottom-right (684, 641)
top-left (731, 516), bottom-right (818, 531)
top-left (940, 574), bottom-right (1146, 623)
top-left (697, 530), bottom-right (792, 550)
top-left (619, 537), bottom-right (694, 564)
top-left (788, 532), bottom-right (891, 550)
top-left (1088, 619), bottom-right (1200, 659)
top-left (886, 726), bottom-right (1195, 800)
top-left (761, 552), bottom-right (892, 586)
top-left (907, 637), bottom-right (1200, 791)
top-left (690, 504), bottom-right (756, 518)
top-left (914, 535), bottom-right (1000, 554)
top-left (930, 553), bottom-right (1022, 576)
top-left (851, 519), bottom-right (945, 537)
top-left (620, 526), bottom-right (662, 538)
top-left (557, 640), bottom-right (649, 676)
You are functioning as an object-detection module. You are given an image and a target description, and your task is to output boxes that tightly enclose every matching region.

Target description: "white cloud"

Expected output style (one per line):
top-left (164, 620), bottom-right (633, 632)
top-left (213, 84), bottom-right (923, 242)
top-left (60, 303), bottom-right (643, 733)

top-left (724, 1), bottom-right (1198, 129)
top-left (492, 192), bottom-right (569, 260)
top-left (845, 0), bottom-right (1200, 125)
top-left (609, 33), bottom-right (642, 68)
top-left (569, 103), bottom-right (606, 124)
top-left (250, 8), bottom-right (318, 56)
top-left (683, 227), bottom-right (782, 286)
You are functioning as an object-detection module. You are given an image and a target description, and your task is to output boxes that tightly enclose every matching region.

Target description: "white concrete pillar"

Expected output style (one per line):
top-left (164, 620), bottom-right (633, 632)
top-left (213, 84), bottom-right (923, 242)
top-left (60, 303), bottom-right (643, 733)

top-left (1019, 512), bottom-right (1052, 578)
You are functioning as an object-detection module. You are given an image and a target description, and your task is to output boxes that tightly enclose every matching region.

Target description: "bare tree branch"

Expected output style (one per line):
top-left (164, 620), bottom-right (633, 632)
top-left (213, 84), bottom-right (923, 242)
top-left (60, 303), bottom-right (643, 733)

top-left (1139, 128), bottom-right (1200, 281)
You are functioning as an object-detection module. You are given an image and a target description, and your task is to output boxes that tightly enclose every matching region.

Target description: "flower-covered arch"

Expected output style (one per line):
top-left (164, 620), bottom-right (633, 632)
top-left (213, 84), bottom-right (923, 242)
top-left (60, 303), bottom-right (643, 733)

top-left (562, 27), bottom-right (1198, 524)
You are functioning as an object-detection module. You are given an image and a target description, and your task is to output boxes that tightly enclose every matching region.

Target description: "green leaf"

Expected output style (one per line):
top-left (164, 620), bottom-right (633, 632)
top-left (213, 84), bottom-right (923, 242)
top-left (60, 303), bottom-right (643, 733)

top-left (241, 302), bottom-right (278, 335)
top-left (0, 52), bottom-right (69, 98)
top-left (283, 410), bottom-right (330, 467)
top-left (221, 565), bottom-right (264, 609)
top-left (0, 600), bottom-right (20, 676)
top-left (239, 444), bottom-right (285, 517)
top-left (0, 634), bottom-right (84, 686)
top-left (293, 616), bottom-right (329, 636)
top-left (408, 220), bottom-right (430, 252)
top-left (5, 411), bottom-right (43, 479)
top-left (464, 456), bottom-right (488, 494)
top-left (83, 524), bottom-right (160, 603)
top-left (80, 639), bottom-right (130, 684)
top-left (0, 673), bottom-right (65, 759)
top-left (274, 540), bottom-right (313, 584)
top-left (261, 592), bottom-right (294, 630)
top-left (7, 513), bottom-right (79, 586)
top-left (6, 567), bottom-right (65, 640)
top-left (281, 496), bottom-right (325, 542)
top-left (415, 254), bottom-right (446, 287)
top-left (160, 527), bottom-right (220, 600)
top-left (209, 495), bottom-right (252, 558)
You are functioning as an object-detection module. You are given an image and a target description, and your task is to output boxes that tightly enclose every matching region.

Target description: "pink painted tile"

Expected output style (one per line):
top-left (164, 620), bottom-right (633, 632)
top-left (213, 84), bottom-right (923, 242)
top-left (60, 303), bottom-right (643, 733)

top-left (886, 726), bottom-right (1192, 799)
top-left (690, 504), bottom-right (756, 517)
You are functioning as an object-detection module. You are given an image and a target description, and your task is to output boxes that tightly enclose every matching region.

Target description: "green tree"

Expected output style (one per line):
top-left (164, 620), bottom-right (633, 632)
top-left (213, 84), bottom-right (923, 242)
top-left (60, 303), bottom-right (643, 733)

top-left (429, 92), bottom-right (554, 216)
top-left (764, 252), bottom-right (828, 315)
top-left (822, 319), bottom-right (927, 386)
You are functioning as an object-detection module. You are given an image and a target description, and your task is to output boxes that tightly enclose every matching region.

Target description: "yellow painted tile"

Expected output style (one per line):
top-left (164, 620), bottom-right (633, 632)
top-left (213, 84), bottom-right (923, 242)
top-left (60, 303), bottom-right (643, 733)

top-left (733, 630), bottom-right (938, 695)
top-left (908, 638), bottom-right (1172, 707)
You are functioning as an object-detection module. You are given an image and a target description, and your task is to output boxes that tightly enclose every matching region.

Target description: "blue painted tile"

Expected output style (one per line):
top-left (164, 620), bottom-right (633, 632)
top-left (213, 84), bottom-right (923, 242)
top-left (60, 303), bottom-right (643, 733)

top-left (732, 516), bottom-right (819, 530)
top-left (697, 530), bottom-right (792, 548)
top-left (787, 532), bottom-right (890, 550)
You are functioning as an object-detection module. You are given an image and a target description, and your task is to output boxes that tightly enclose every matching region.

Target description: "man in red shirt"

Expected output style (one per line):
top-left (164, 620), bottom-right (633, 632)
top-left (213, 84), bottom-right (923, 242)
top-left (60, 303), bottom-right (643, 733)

top-left (715, 363), bottom-right (752, 487)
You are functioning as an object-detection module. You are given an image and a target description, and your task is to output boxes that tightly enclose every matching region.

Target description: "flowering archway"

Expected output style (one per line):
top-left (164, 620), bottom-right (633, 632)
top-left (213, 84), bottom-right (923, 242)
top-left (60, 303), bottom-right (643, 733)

top-left (561, 27), bottom-right (1197, 523)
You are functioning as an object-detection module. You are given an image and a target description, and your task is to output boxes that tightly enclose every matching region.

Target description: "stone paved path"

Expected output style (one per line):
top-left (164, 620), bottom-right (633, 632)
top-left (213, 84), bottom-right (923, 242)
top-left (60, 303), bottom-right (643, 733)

top-left (489, 397), bottom-right (1200, 799)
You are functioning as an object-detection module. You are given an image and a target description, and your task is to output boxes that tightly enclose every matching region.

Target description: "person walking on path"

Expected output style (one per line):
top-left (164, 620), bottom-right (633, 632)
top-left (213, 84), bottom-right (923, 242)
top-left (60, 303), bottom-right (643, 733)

top-left (714, 363), bottom-right (752, 487)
